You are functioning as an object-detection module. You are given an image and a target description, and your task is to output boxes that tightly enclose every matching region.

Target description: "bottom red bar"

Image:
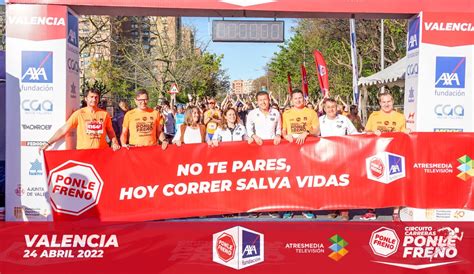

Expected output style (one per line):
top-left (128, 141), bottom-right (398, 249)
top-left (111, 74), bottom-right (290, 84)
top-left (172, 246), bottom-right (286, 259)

top-left (0, 221), bottom-right (473, 274)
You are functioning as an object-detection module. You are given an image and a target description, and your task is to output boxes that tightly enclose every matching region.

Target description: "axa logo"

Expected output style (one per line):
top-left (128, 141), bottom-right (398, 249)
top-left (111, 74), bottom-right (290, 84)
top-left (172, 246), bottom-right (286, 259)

top-left (67, 12), bottom-right (79, 47)
top-left (21, 51), bottom-right (53, 84)
top-left (407, 17), bottom-right (420, 51)
top-left (213, 226), bottom-right (264, 270)
top-left (366, 152), bottom-right (405, 184)
top-left (242, 230), bottom-right (261, 259)
top-left (435, 57), bottom-right (466, 88)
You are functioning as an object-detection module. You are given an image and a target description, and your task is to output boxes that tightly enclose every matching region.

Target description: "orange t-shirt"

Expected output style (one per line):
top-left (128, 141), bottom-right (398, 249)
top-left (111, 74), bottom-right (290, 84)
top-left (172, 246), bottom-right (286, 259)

top-left (122, 108), bottom-right (161, 146)
top-left (66, 107), bottom-right (113, 149)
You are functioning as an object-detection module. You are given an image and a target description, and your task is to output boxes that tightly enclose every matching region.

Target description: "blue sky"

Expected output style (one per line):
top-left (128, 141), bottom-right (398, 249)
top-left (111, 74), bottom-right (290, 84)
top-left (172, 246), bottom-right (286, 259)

top-left (183, 17), bottom-right (297, 81)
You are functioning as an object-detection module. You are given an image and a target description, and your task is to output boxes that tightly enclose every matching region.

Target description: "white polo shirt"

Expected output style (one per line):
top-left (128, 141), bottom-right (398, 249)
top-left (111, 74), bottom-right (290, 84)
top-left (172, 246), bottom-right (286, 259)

top-left (319, 114), bottom-right (358, 137)
top-left (246, 108), bottom-right (282, 140)
top-left (212, 123), bottom-right (247, 142)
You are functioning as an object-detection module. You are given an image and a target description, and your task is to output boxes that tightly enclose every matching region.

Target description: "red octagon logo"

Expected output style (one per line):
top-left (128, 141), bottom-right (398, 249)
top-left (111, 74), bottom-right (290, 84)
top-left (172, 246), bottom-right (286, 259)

top-left (369, 157), bottom-right (385, 178)
top-left (216, 233), bottom-right (236, 262)
top-left (48, 160), bottom-right (103, 216)
top-left (369, 227), bottom-right (400, 257)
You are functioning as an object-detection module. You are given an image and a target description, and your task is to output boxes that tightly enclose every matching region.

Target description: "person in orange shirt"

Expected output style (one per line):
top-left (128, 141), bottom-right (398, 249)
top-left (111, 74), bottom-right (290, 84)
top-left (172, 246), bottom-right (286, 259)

top-left (120, 89), bottom-right (164, 148)
top-left (40, 89), bottom-right (120, 151)
top-left (361, 91), bottom-right (409, 222)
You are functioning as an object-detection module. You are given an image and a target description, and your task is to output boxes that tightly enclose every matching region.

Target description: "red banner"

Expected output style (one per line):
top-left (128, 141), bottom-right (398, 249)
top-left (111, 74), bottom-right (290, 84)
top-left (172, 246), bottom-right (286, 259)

top-left (313, 50), bottom-right (330, 97)
top-left (300, 64), bottom-right (309, 98)
top-left (43, 133), bottom-right (474, 221)
top-left (287, 72), bottom-right (293, 95)
top-left (1, 221), bottom-right (473, 274)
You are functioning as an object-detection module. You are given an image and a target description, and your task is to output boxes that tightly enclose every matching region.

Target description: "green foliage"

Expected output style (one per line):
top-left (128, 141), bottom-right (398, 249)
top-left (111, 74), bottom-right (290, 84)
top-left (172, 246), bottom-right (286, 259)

top-left (268, 18), bottom-right (407, 109)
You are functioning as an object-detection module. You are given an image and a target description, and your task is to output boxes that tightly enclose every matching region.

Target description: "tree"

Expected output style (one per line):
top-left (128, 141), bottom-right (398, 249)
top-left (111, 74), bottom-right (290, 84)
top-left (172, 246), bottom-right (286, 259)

top-left (268, 18), bottom-right (407, 117)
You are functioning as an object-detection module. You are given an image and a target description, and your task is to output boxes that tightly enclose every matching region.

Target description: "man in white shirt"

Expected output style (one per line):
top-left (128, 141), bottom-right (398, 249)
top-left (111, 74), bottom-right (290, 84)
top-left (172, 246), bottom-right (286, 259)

top-left (319, 98), bottom-right (358, 221)
top-left (319, 98), bottom-right (357, 137)
top-left (246, 91), bottom-right (282, 145)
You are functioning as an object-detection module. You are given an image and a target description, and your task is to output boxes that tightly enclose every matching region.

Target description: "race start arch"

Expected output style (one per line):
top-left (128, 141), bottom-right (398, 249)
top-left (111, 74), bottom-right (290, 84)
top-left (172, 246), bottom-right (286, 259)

top-left (4, 0), bottom-right (474, 221)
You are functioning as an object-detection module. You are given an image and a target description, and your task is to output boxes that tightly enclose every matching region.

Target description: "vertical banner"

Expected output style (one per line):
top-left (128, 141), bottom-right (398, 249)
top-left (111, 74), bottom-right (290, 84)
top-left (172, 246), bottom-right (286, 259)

top-left (5, 4), bottom-right (79, 222)
top-left (403, 14), bottom-right (421, 133)
top-left (349, 18), bottom-right (360, 105)
top-left (313, 50), bottom-right (329, 97)
top-left (409, 12), bottom-right (473, 133)
top-left (300, 64), bottom-right (308, 98)
top-left (403, 12), bottom-right (474, 220)
top-left (287, 72), bottom-right (293, 95)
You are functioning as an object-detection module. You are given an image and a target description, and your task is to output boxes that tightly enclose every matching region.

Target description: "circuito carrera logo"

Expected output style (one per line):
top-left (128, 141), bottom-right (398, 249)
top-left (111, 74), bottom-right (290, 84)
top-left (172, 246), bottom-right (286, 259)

top-left (212, 226), bottom-right (264, 270)
top-left (371, 226), bottom-right (465, 270)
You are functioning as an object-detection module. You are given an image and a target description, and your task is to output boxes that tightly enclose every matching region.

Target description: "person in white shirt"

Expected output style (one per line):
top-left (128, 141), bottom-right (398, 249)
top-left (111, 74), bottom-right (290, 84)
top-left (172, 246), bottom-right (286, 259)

top-left (319, 97), bottom-right (358, 221)
top-left (172, 106), bottom-right (206, 146)
top-left (246, 91), bottom-right (282, 145)
top-left (210, 108), bottom-right (247, 146)
top-left (319, 98), bottom-right (358, 137)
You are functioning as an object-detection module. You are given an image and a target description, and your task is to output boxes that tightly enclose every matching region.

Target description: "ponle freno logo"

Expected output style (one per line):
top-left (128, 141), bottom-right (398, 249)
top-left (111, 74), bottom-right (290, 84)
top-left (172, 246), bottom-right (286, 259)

top-left (371, 226), bottom-right (465, 270)
top-left (213, 226), bottom-right (264, 270)
top-left (366, 152), bottom-right (405, 184)
top-left (48, 160), bottom-right (104, 216)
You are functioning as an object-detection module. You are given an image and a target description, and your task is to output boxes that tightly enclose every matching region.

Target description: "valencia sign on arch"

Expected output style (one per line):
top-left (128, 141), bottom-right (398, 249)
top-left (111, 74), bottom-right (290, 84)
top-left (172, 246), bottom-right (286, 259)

top-left (6, 0), bottom-right (474, 17)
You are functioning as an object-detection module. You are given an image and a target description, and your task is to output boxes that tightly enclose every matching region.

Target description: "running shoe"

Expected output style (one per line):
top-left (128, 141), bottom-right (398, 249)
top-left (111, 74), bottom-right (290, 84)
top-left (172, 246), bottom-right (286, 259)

top-left (302, 211), bottom-right (315, 219)
top-left (282, 212), bottom-right (293, 219)
top-left (360, 211), bottom-right (376, 221)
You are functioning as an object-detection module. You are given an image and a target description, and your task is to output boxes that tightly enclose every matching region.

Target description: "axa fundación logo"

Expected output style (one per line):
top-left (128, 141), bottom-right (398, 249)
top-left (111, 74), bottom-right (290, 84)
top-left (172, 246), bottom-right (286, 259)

top-left (366, 152), bottom-right (406, 184)
top-left (328, 234), bottom-right (348, 261)
top-left (457, 155), bottom-right (473, 181)
top-left (434, 56), bottom-right (466, 97)
top-left (213, 226), bottom-right (264, 270)
top-left (21, 51), bottom-right (53, 84)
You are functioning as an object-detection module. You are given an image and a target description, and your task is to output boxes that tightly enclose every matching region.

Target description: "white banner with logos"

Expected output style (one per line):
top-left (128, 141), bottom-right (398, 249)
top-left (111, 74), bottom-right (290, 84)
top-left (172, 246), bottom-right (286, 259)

top-left (403, 12), bottom-right (474, 220)
top-left (5, 4), bottom-right (79, 221)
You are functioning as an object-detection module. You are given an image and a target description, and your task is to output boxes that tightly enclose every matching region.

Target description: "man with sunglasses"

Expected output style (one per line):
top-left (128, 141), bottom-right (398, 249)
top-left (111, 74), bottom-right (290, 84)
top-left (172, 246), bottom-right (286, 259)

top-left (203, 98), bottom-right (222, 140)
top-left (120, 89), bottom-right (164, 147)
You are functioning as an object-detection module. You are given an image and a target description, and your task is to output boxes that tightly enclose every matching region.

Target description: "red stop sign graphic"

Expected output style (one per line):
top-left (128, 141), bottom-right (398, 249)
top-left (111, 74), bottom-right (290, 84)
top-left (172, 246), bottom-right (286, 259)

top-left (216, 233), bottom-right (236, 262)
top-left (370, 158), bottom-right (384, 178)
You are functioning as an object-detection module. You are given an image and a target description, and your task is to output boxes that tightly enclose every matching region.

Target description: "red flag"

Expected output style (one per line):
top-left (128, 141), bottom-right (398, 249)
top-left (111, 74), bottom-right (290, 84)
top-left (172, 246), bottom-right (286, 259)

top-left (313, 50), bottom-right (330, 97)
top-left (300, 64), bottom-right (309, 98)
top-left (287, 72), bottom-right (293, 95)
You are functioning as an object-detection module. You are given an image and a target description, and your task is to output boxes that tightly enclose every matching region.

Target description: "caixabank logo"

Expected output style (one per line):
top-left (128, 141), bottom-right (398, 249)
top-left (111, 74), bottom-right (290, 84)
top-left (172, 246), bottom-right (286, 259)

top-left (213, 226), bottom-right (264, 270)
top-left (366, 152), bottom-right (405, 184)
top-left (21, 51), bottom-right (53, 84)
top-left (370, 226), bottom-right (465, 270)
